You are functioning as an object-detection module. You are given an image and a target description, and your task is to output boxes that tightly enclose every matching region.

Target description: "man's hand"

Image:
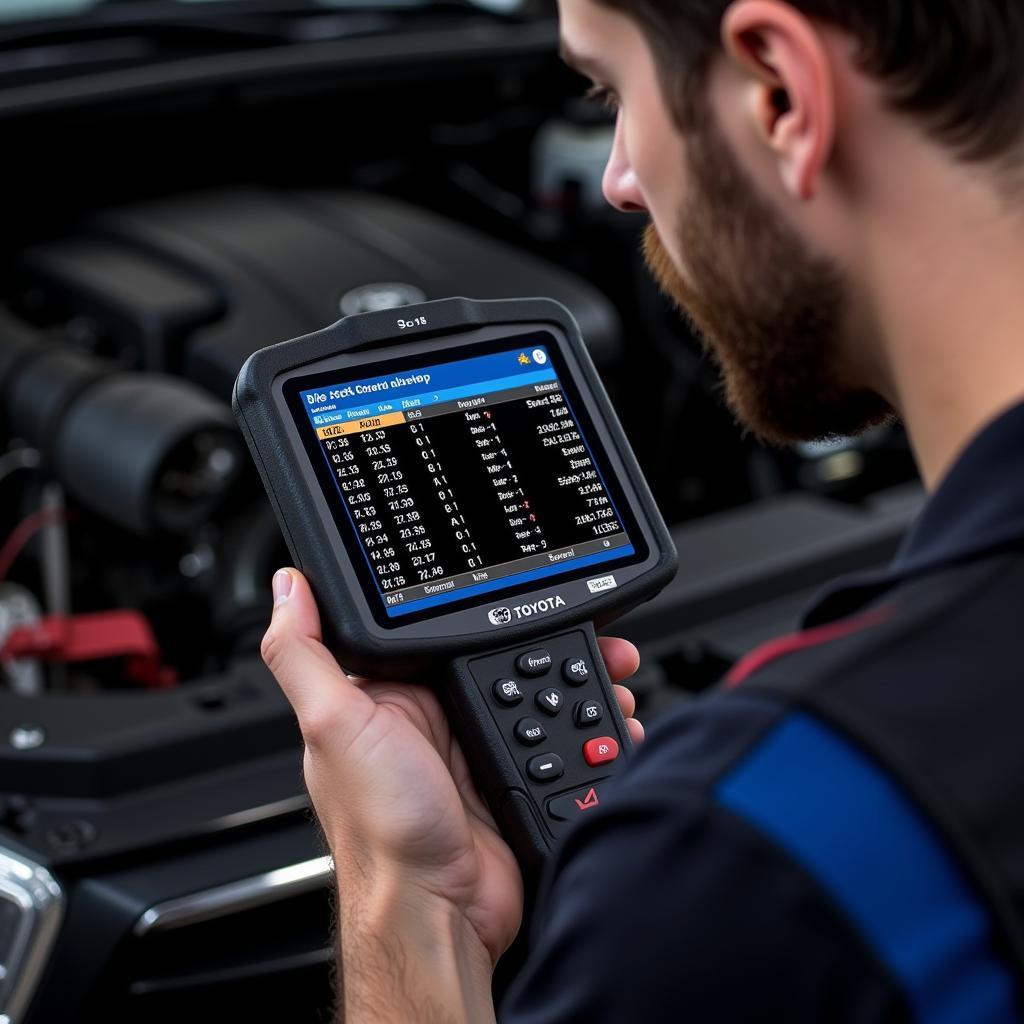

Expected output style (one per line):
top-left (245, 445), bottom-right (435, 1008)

top-left (261, 567), bottom-right (644, 1023)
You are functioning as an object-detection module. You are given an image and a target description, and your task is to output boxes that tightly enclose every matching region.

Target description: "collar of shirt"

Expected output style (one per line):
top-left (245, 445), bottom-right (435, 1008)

top-left (803, 400), bottom-right (1024, 628)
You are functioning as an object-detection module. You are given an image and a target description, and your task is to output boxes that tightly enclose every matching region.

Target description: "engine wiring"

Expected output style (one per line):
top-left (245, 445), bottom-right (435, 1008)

top-left (0, 507), bottom-right (70, 583)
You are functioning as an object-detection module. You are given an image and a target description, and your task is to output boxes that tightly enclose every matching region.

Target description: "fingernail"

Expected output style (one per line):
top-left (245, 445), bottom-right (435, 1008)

top-left (273, 569), bottom-right (293, 605)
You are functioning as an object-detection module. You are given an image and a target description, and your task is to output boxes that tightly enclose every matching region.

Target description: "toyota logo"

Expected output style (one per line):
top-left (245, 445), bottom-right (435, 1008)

top-left (488, 607), bottom-right (512, 626)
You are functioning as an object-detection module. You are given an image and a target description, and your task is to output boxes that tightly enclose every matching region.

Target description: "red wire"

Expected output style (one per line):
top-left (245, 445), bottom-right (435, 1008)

top-left (0, 508), bottom-right (69, 582)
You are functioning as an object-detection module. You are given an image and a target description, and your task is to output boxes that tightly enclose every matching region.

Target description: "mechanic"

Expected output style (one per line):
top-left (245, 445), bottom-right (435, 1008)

top-left (259, 0), bottom-right (1024, 1019)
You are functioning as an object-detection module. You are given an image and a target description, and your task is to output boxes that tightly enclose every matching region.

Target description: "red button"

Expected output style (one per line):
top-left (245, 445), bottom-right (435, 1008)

top-left (583, 736), bottom-right (620, 766)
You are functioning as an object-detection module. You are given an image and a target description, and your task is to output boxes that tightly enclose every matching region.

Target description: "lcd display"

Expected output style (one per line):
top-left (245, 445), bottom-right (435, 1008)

top-left (288, 335), bottom-right (640, 621)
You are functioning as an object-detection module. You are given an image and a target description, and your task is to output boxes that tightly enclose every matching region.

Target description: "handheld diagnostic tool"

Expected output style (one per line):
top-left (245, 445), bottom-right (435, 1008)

top-left (233, 298), bottom-right (676, 870)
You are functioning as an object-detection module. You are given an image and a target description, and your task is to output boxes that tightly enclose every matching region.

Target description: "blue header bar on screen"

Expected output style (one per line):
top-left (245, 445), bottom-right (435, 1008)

top-left (300, 347), bottom-right (557, 426)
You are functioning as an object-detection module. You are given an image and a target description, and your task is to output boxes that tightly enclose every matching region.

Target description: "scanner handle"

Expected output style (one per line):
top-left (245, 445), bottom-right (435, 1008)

top-left (441, 622), bottom-right (632, 875)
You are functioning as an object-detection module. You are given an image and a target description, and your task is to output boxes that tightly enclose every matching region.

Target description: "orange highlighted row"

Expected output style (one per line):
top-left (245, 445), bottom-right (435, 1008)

top-left (316, 411), bottom-right (406, 440)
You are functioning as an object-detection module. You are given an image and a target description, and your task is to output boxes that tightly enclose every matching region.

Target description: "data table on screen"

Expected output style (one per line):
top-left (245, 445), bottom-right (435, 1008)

top-left (296, 344), bottom-right (635, 618)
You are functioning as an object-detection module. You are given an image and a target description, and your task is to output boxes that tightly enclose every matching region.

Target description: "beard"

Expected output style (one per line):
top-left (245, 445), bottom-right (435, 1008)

top-left (642, 108), bottom-right (892, 445)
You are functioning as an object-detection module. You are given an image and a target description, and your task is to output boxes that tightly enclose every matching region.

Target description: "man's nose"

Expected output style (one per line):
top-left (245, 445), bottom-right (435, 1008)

top-left (602, 120), bottom-right (647, 213)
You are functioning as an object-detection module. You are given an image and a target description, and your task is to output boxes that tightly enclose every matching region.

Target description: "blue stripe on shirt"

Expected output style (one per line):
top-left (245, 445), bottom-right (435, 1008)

top-left (716, 712), bottom-right (1018, 1023)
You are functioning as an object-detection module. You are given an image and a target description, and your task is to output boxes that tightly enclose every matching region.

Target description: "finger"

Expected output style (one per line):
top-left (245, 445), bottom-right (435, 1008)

top-left (626, 718), bottom-right (645, 744)
top-left (261, 569), bottom-right (357, 721)
top-left (598, 637), bottom-right (640, 683)
top-left (612, 683), bottom-right (636, 720)
top-left (272, 567), bottom-right (322, 640)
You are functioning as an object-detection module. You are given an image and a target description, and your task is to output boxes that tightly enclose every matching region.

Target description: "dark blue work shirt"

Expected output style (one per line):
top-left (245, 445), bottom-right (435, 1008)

top-left (502, 402), bottom-right (1024, 1023)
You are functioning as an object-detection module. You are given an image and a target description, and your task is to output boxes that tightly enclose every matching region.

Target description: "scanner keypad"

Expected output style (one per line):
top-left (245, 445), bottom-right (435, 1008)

top-left (474, 629), bottom-right (626, 837)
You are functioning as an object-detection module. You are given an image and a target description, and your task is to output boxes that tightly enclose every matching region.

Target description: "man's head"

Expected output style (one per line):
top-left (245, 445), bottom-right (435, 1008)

top-left (557, 0), bottom-right (1024, 444)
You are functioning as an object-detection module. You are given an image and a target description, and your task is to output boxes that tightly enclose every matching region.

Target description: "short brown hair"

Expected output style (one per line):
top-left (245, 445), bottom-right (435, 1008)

top-left (596, 0), bottom-right (1024, 165)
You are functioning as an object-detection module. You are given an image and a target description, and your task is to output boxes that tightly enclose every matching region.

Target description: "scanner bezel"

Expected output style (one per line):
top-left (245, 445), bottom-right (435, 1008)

top-left (233, 297), bottom-right (676, 678)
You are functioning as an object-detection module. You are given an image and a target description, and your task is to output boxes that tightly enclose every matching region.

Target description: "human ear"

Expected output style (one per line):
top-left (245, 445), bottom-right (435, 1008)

top-left (720, 0), bottom-right (836, 200)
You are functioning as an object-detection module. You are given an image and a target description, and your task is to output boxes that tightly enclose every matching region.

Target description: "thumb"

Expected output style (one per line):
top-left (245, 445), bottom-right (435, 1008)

top-left (260, 568), bottom-right (359, 728)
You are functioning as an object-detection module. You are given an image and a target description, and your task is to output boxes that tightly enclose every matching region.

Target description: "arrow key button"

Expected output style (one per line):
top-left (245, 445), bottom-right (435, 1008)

top-left (536, 687), bottom-right (564, 716)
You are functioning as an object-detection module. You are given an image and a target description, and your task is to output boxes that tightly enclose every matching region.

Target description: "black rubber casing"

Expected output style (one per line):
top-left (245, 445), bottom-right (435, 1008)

top-left (233, 296), bottom-right (677, 865)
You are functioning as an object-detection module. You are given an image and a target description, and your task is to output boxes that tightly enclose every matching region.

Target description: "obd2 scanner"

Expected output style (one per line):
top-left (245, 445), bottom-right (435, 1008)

top-left (233, 298), bottom-right (677, 872)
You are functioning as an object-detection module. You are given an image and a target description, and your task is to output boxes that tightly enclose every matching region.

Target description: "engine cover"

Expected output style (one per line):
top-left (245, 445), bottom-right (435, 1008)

top-left (19, 188), bottom-right (622, 400)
